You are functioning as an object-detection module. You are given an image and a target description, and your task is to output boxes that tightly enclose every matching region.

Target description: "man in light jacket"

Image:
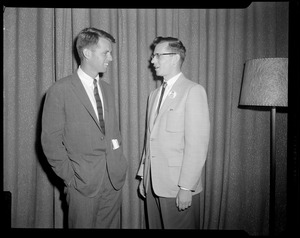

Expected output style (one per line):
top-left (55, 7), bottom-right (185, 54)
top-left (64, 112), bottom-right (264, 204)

top-left (137, 36), bottom-right (210, 229)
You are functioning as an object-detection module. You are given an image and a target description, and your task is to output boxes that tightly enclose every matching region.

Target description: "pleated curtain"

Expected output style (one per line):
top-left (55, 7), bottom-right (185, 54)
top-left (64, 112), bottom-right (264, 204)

top-left (3, 3), bottom-right (288, 235)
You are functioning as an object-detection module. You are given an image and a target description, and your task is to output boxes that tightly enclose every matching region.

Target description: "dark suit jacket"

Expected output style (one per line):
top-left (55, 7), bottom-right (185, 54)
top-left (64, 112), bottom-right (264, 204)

top-left (41, 72), bottom-right (127, 197)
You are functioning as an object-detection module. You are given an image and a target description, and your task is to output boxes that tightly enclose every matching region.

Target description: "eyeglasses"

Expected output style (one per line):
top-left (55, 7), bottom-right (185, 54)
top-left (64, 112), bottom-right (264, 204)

top-left (150, 53), bottom-right (178, 60)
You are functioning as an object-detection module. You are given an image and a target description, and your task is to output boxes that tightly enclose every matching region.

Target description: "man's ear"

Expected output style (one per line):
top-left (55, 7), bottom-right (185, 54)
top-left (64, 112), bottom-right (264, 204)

top-left (172, 53), bottom-right (181, 65)
top-left (83, 48), bottom-right (91, 60)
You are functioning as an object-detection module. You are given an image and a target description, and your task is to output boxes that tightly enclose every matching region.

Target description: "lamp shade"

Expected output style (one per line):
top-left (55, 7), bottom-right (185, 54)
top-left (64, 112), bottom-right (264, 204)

top-left (239, 58), bottom-right (288, 107)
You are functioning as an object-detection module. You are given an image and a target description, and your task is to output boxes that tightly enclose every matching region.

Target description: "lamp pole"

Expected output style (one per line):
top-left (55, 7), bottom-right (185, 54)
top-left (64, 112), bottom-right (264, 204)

top-left (270, 107), bottom-right (276, 236)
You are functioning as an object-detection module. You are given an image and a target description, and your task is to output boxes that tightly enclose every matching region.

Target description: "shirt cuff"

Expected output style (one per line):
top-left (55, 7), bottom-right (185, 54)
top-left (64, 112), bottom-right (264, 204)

top-left (179, 186), bottom-right (190, 191)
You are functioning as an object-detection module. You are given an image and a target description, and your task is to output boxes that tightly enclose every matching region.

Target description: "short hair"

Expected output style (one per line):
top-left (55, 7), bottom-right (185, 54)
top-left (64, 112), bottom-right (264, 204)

top-left (152, 36), bottom-right (186, 65)
top-left (76, 27), bottom-right (116, 62)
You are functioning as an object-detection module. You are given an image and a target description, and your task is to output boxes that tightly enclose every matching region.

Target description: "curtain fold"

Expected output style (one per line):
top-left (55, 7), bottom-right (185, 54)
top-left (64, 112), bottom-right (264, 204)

top-left (3, 3), bottom-right (288, 235)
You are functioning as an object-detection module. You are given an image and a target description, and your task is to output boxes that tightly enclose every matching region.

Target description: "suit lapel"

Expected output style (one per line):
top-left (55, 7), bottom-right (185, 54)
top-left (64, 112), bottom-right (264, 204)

top-left (98, 79), bottom-right (109, 117)
top-left (154, 75), bottom-right (185, 121)
top-left (71, 73), bottom-right (101, 131)
top-left (149, 89), bottom-right (160, 132)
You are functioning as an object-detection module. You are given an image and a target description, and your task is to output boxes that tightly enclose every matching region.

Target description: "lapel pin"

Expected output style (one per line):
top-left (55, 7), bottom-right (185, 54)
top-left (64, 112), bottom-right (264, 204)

top-left (168, 91), bottom-right (176, 99)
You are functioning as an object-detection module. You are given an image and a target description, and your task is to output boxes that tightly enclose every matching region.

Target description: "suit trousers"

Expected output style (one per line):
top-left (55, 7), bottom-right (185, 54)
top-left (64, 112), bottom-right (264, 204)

top-left (145, 171), bottom-right (200, 229)
top-left (66, 165), bottom-right (122, 228)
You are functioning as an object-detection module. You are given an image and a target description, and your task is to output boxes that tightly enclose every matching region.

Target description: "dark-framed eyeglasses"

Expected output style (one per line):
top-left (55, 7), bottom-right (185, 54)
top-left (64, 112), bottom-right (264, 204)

top-left (150, 53), bottom-right (178, 60)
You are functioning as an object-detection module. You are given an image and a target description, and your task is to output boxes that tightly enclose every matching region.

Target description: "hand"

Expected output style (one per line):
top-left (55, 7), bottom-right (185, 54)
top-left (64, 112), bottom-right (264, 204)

top-left (138, 179), bottom-right (146, 198)
top-left (176, 188), bottom-right (192, 211)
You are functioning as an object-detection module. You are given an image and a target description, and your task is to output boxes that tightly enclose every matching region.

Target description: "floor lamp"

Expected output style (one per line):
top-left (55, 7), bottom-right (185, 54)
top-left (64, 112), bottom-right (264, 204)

top-left (239, 58), bottom-right (288, 236)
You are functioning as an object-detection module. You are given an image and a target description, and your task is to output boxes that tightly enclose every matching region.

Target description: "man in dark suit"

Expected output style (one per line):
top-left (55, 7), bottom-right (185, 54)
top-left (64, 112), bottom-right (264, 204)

top-left (41, 27), bottom-right (127, 228)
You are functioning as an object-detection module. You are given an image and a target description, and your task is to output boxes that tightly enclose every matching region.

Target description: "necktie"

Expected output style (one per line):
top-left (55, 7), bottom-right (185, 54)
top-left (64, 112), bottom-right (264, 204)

top-left (93, 79), bottom-right (105, 134)
top-left (156, 81), bottom-right (167, 115)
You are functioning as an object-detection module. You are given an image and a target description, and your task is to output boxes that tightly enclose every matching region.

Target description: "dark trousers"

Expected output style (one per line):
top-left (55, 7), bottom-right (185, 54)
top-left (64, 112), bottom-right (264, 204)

top-left (145, 174), bottom-right (200, 229)
top-left (66, 167), bottom-right (122, 228)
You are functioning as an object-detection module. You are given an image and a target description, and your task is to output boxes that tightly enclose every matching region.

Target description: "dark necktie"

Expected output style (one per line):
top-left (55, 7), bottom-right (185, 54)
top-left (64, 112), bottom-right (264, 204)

top-left (156, 81), bottom-right (167, 115)
top-left (93, 79), bottom-right (105, 134)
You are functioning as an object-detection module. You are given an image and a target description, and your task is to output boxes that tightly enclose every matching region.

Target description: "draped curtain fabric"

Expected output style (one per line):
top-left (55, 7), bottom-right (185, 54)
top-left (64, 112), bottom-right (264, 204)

top-left (3, 3), bottom-right (288, 235)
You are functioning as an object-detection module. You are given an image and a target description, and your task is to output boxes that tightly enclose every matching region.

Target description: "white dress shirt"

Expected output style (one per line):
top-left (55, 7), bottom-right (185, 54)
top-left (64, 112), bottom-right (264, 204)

top-left (77, 66), bottom-right (105, 120)
top-left (156, 72), bottom-right (182, 111)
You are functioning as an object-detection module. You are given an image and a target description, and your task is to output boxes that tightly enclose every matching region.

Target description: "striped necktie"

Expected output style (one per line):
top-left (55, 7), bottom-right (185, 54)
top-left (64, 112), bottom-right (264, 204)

top-left (93, 79), bottom-right (105, 134)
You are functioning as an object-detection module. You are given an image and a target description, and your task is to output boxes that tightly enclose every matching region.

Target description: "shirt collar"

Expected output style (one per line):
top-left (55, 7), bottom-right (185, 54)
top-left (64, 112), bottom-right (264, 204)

top-left (77, 66), bottom-right (99, 85)
top-left (164, 72), bottom-right (182, 88)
